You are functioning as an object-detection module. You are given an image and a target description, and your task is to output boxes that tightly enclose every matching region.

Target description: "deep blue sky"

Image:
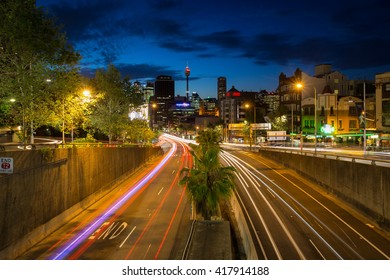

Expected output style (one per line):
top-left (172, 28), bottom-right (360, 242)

top-left (37, 0), bottom-right (390, 98)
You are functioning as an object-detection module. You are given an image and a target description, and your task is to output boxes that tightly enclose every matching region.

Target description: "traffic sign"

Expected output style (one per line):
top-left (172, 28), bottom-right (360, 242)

top-left (0, 157), bottom-right (14, 174)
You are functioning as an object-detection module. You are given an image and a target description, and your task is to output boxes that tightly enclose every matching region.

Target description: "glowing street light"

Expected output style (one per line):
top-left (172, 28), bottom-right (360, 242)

top-left (151, 103), bottom-right (157, 131)
top-left (296, 83), bottom-right (317, 153)
top-left (83, 90), bottom-right (90, 97)
top-left (244, 103), bottom-right (256, 150)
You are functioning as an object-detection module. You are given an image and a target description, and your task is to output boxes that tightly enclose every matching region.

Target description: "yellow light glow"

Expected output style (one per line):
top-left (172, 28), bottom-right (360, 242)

top-left (83, 90), bottom-right (91, 97)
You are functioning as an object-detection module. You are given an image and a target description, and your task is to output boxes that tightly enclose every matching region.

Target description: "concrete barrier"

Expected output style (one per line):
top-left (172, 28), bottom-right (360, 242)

top-left (258, 150), bottom-right (390, 227)
top-left (0, 146), bottom-right (162, 259)
top-left (229, 192), bottom-right (258, 259)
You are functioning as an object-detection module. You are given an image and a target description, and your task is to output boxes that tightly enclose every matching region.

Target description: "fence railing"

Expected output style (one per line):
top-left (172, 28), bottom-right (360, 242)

top-left (259, 146), bottom-right (390, 168)
top-left (0, 138), bottom-right (153, 151)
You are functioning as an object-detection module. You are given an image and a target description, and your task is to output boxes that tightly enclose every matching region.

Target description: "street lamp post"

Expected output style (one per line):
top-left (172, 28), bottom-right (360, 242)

top-left (296, 83), bottom-right (317, 153)
top-left (314, 87), bottom-right (317, 153)
top-left (254, 105), bottom-right (256, 147)
top-left (291, 104), bottom-right (294, 147)
top-left (245, 103), bottom-right (256, 150)
top-left (363, 82), bottom-right (367, 157)
top-left (151, 103), bottom-right (157, 131)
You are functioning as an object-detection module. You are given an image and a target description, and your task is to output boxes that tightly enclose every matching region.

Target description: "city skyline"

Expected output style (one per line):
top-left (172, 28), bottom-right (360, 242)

top-left (36, 0), bottom-right (390, 98)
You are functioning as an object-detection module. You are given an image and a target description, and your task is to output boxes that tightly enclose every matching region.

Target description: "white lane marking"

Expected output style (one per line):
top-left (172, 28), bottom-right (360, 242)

top-left (309, 239), bottom-right (326, 260)
top-left (143, 244), bottom-right (152, 259)
top-left (119, 226), bottom-right (137, 248)
top-left (158, 187), bottom-right (164, 195)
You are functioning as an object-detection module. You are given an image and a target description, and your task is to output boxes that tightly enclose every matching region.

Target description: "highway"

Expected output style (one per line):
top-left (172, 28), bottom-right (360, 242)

top-left (17, 135), bottom-right (390, 260)
top-left (19, 136), bottom-right (193, 260)
top-left (220, 147), bottom-right (390, 259)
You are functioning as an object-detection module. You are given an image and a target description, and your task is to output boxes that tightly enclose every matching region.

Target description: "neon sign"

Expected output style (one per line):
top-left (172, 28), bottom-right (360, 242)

top-left (176, 103), bottom-right (190, 107)
top-left (321, 124), bottom-right (335, 134)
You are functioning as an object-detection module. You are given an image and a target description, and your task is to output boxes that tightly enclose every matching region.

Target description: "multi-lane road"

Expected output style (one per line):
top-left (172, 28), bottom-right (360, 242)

top-left (18, 135), bottom-right (390, 260)
top-left (220, 146), bottom-right (390, 259)
top-left (19, 136), bottom-right (193, 260)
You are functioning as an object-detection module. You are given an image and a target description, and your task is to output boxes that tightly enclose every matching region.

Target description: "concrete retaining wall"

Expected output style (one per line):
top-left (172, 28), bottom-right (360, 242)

top-left (229, 192), bottom-right (258, 259)
top-left (0, 146), bottom-right (162, 257)
top-left (258, 150), bottom-right (390, 226)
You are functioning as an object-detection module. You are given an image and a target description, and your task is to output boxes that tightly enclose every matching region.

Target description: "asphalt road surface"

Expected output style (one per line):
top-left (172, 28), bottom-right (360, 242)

top-left (19, 136), bottom-right (193, 260)
top-left (220, 147), bottom-right (390, 260)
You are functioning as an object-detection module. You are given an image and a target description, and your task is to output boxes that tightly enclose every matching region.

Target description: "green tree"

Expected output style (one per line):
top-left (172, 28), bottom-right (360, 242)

top-left (46, 69), bottom-right (88, 144)
top-left (180, 128), bottom-right (236, 220)
top-left (242, 121), bottom-right (251, 145)
top-left (267, 106), bottom-right (288, 131)
top-left (123, 119), bottom-right (156, 144)
top-left (89, 64), bottom-right (132, 144)
top-left (123, 77), bottom-right (144, 112)
top-left (0, 0), bottom-right (80, 143)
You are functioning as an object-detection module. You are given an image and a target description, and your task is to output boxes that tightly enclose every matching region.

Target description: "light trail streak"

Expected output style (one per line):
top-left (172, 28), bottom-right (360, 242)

top-left (231, 151), bottom-right (390, 259)
top-left (221, 153), bottom-right (283, 259)
top-left (154, 142), bottom-right (192, 259)
top-left (221, 151), bottom-right (345, 259)
top-left (222, 152), bottom-right (306, 259)
top-left (124, 141), bottom-right (189, 259)
top-left (48, 140), bottom-right (177, 260)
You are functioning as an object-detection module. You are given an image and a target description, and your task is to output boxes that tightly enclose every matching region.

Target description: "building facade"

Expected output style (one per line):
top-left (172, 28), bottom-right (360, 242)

top-left (152, 75), bottom-right (175, 130)
top-left (217, 77), bottom-right (227, 106)
top-left (278, 64), bottom-right (367, 136)
top-left (376, 72), bottom-right (390, 132)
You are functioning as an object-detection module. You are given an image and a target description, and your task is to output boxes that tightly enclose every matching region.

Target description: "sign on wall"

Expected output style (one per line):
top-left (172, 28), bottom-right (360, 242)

top-left (267, 131), bottom-right (287, 141)
top-left (0, 157), bottom-right (13, 174)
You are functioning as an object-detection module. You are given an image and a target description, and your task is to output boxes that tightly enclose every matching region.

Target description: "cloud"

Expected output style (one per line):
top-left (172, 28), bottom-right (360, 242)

top-left (331, 0), bottom-right (390, 37)
top-left (116, 63), bottom-right (178, 80)
top-left (44, 0), bottom-right (129, 41)
top-left (158, 41), bottom-right (202, 53)
top-left (197, 30), bottom-right (244, 50)
top-left (79, 62), bottom-right (180, 82)
top-left (152, 0), bottom-right (181, 11)
top-left (112, 63), bottom-right (200, 83)
top-left (40, 0), bottom-right (390, 83)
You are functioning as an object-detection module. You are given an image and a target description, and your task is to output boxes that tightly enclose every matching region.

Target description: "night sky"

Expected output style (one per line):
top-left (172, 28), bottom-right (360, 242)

top-left (36, 0), bottom-right (390, 98)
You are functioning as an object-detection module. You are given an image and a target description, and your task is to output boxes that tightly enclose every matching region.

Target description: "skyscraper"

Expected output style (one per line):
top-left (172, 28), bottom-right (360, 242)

top-left (217, 77), bottom-right (227, 103)
top-left (154, 75), bottom-right (175, 129)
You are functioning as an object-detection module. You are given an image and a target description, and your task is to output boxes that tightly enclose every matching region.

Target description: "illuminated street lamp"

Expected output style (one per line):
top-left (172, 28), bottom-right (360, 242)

top-left (245, 103), bottom-right (256, 150)
top-left (82, 89), bottom-right (91, 101)
top-left (151, 103), bottom-right (157, 131)
top-left (70, 89), bottom-right (92, 143)
top-left (296, 83), bottom-right (317, 153)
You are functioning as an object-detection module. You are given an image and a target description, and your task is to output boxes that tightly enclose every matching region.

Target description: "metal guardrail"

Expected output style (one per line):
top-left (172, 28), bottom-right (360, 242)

top-left (181, 220), bottom-right (197, 260)
top-left (0, 140), bottom-right (61, 151)
top-left (0, 138), bottom-right (153, 151)
top-left (259, 146), bottom-right (390, 168)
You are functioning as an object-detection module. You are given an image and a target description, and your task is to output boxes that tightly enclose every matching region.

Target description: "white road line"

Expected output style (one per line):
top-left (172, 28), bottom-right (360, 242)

top-left (119, 226), bottom-right (136, 248)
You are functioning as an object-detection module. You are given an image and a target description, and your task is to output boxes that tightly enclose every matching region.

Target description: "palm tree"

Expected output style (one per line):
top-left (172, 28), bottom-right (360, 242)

top-left (180, 128), bottom-right (236, 220)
